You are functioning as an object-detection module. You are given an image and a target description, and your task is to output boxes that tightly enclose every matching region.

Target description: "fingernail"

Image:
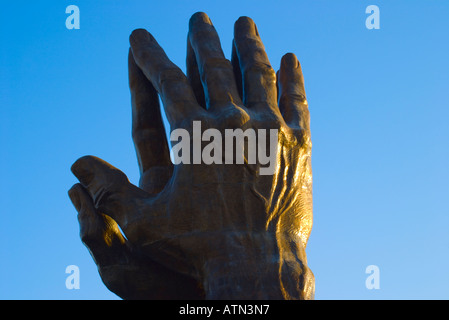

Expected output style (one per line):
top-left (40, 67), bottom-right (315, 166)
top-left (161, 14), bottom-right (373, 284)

top-left (282, 53), bottom-right (299, 69)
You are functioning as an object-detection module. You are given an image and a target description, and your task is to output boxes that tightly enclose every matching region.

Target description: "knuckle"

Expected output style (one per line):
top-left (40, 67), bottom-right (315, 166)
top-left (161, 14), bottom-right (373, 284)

top-left (158, 67), bottom-right (186, 87)
top-left (244, 61), bottom-right (276, 82)
top-left (279, 92), bottom-right (307, 106)
top-left (217, 105), bottom-right (251, 128)
top-left (294, 128), bottom-right (312, 150)
top-left (200, 57), bottom-right (233, 78)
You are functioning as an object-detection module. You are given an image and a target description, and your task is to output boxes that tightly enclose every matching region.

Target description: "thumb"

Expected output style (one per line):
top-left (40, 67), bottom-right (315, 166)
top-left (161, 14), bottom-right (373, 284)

top-left (71, 155), bottom-right (149, 231)
top-left (68, 183), bottom-right (130, 266)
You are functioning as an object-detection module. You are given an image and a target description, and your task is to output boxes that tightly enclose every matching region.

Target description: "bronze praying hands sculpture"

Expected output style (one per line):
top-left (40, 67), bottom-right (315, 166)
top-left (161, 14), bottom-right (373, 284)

top-left (68, 12), bottom-right (314, 300)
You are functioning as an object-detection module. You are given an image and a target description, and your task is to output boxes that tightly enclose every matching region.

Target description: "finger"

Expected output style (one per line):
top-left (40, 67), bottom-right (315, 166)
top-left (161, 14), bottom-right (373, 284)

top-left (130, 29), bottom-right (203, 126)
top-left (128, 49), bottom-right (173, 193)
top-left (186, 35), bottom-right (206, 109)
top-left (233, 17), bottom-right (278, 111)
top-left (68, 183), bottom-right (129, 266)
top-left (278, 53), bottom-right (310, 134)
top-left (71, 156), bottom-right (149, 232)
top-left (231, 40), bottom-right (243, 100)
top-left (188, 12), bottom-right (242, 110)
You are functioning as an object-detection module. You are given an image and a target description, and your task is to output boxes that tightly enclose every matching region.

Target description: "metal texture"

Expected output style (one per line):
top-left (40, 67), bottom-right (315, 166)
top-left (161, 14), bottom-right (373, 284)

top-left (68, 12), bottom-right (314, 300)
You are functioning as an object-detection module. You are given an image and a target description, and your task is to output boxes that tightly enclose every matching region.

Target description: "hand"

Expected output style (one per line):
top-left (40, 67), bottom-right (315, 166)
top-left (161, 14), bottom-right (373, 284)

top-left (68, 12), bottom-right (314, 300)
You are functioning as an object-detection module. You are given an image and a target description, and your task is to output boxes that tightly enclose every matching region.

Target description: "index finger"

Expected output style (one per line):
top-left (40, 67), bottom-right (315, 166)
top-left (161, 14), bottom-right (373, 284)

top-left (128, 48), bottom-right (173, 193)
top-left (130, 29), bottom-right (203, 127)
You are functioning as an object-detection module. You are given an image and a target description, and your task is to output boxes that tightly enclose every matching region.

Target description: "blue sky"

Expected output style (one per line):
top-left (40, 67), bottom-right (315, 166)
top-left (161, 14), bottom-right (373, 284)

top-left (1, 1), bottom-right (448, 299)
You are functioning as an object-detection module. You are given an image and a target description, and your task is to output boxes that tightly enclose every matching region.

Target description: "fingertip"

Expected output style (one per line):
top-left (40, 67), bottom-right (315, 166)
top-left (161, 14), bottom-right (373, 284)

top-left (281, 53), bottom-right (299, 69)
top-left (71, 155), bottom-right (97, 186)
top-left (129, 28), bottom-right (154, 47)
top-left (189, 12), bottom-right (212, 28)
top-left (129, 28), bottom-right (144, 44)
top-left (236, 16), bottom-right (253, 25)
top-left (234, 16), bottom-right (257, 36)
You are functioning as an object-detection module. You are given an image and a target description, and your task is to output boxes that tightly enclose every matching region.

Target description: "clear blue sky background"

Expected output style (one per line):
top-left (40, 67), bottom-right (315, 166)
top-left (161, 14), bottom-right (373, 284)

top-left (1, 0), bottom-right (448, 300)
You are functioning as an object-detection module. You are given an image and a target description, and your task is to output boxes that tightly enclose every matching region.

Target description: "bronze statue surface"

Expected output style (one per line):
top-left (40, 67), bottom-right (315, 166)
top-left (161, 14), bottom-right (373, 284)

top-left (68, 12), bottom-right (314, 300)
